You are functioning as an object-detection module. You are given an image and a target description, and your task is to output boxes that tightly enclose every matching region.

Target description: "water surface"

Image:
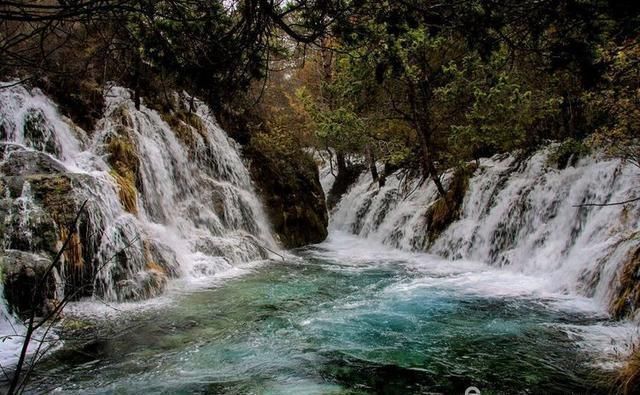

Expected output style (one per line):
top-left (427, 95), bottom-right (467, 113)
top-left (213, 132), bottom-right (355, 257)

top-left (30, 233), bottom-right (628, 394)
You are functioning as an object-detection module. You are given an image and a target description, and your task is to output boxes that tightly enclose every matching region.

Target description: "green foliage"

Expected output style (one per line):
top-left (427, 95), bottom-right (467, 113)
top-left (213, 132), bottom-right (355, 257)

top-left (547, 138), bottom-right (591, 169)
top-left (287, 0), bottom-right (638, 189)
top-left (435, 48), bottom-right (562, 163)
top-left (298, 88), bottom-right (366, 154)
top-left (586, 42), bottom-right (640, 167)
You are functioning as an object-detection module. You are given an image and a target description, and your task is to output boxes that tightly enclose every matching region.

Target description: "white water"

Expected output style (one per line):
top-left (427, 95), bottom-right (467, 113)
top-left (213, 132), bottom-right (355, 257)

top-left (0, 83), bottom-right (276, 366)
top-left (330, 150), bottom-right (640, 311)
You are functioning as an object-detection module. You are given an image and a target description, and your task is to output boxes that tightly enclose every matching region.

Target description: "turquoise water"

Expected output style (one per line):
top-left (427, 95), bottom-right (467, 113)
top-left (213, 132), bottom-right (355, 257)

top-left (30, 233), bottom-right (623, 394)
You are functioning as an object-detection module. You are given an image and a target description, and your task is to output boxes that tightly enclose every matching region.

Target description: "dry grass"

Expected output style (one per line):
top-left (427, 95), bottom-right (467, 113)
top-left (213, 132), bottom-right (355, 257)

top-left (146, 261), bottom-right (166, 275)
top-left (105, 133), bottom-right (139, 214)
top-left (58, 227), bottom-right (84, 269)
top-left (610, 246), bottom-right (640, 319)
top-left (109, 170), bottom-right (137, 214)
top-left (618, 347), bottom-right (640, 395)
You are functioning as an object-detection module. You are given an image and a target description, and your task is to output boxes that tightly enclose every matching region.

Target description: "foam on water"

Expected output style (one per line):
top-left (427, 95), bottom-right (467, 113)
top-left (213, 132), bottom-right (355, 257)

top-left (320, 222), bottom-right (637, 368)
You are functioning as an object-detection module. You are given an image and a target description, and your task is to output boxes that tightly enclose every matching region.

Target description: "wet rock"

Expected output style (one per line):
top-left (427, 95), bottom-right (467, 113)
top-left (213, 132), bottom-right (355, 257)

top-left (145, 240), bottom-right (180, 278)
top-left (0, 146), bottom-right (66, 176)
top-left (246, 147), bottom-right (328, 248)
top-left (22, 108), bottom-right (61, 156)
top-left (1, 250), bottom-right (61, 316)
top-left (116, 269), bottom-right (167, 301)
top-left (327, 164), bottom-right (365, 210)
top-left (0, 171), bottom-right (98, 303)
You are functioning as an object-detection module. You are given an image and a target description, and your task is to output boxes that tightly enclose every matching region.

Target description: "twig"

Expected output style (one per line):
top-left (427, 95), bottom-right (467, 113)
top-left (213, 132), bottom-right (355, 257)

top-left (573, 196), bottom-right (640, 207)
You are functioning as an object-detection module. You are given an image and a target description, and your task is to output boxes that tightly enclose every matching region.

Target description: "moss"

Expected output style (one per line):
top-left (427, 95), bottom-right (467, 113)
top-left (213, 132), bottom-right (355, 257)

top-left (547, 138), bottom-right (591, 169)
top-left (106, 135), bottom-right (139, 177)
top-left (62, 318), bottom-right (94, 332)
top-left (161, 110), bottom-right (207, 150)
top-left (105, 133), bottom-right (140, 214)
top-left (610, 245), bottom-right (640, 319)
top-left (617, 347), bottom-right (640, 395)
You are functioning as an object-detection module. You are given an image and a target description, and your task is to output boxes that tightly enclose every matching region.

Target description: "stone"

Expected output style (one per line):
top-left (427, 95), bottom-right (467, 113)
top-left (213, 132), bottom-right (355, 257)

top-left (246, 147), bottom-right (328, 248)
top-left (1, 250), bottom-right (61, 316)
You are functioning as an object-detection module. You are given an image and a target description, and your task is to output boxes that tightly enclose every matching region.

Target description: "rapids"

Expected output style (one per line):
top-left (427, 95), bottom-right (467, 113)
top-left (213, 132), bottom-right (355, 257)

top-left (23, 233), bottom-right (636, 394)
top-left (329, 151), bottom-right (640, 311)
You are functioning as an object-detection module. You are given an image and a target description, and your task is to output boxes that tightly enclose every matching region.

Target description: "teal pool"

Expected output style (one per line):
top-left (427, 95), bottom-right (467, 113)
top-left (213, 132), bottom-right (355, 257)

top-left (29, 233), bottom-right (626, 394)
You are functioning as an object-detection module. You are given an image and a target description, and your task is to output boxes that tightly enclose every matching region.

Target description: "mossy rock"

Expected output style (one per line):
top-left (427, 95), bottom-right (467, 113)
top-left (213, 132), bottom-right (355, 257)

top-left (618, 347), bottom-right (640, 395)
top-left (115, 270), bottom-right (168, 301)
top-left (1, 174), bottom-right (78, 253)
top-left (0, 147), bottom-right (66, 176)
top-left (161, 110), bottom-right (208, 152)
top-left (145, 240), bottom-right (180, 278)
top-left (424, 167), bottom-right (472, 245)
top-left (1, 250), bottom-right (60, 317)
top-left (1, 172), bottom-right (97, 297)
top-left (22, 108), bottom-right (61, 156)
top-left (104, 126), bottom-right (141, 213)
top-left (245, 145), bottom-right (328, 248)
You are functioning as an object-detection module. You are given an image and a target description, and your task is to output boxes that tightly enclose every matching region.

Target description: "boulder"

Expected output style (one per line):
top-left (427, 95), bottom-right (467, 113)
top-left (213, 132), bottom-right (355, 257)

top-left (1, 250), bottom-right (61, 316)
top-left (246, 147), bottom-right (328, 248)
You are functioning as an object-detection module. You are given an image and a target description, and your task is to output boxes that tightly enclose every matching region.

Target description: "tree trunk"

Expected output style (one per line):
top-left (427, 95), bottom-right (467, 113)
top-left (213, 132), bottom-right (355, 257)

top-left (133, 55), bottom-right (141, 111)
top-left (366, 144), bottom-right (379, 182)
top-left (407, 82), bottom-right (446, 197)
top-left (336, 150), bottom-right (347, 174)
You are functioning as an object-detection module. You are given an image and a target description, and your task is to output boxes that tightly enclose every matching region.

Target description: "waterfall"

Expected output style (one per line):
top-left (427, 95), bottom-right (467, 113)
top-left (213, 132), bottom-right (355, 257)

top-left (0, 83), bottom-right (276, 306)
top-left (329, 148), bottom-right (640, 311)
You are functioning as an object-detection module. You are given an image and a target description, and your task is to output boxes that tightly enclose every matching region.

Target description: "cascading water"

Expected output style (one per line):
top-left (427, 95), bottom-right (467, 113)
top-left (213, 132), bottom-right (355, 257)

top-left (1, 82), bottom-right (638, 391)
top-left (0, 83), bottom-right (276, 365)
top-left (329, 149), bottom-right (640, 312)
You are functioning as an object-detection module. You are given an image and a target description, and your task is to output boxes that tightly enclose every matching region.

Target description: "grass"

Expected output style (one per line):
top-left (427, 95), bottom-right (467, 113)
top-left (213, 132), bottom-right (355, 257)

top-left (618, 346), bottom-right (640, 395)
top-left (105, 131), bottom-right (139, 214)
top-left (610, 246), bottom-right (640, 319)
top-left (109, 170), bottom-right (138, 214)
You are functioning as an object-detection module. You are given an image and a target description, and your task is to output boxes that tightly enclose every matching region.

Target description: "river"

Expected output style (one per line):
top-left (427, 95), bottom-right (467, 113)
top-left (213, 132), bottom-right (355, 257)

top-left (26, 232), bottom-right (632, 394)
